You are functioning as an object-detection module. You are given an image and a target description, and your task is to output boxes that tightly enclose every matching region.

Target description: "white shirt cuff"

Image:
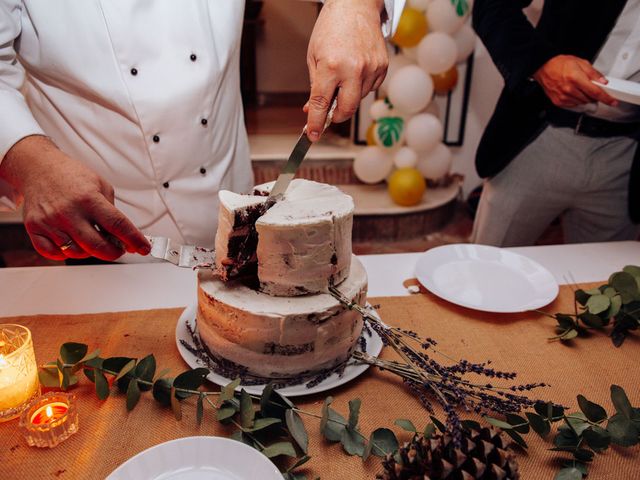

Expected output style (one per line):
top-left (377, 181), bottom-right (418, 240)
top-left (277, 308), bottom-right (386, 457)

top-left (0, 89), bottom-right (45, 164)
top-left (383, 0), bottom-right (406, 38)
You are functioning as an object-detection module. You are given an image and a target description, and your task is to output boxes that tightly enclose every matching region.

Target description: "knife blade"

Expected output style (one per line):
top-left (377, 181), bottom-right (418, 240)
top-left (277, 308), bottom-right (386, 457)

top-left (267, 97), bottom-right (338, 202)
top-left (146, 235), bottom-right (215, 268)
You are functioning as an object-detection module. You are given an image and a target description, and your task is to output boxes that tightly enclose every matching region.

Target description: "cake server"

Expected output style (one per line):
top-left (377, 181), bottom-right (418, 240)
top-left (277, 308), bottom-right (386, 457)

top-left (145, 235), bottom-right (215, 268)
top-left (266, 97), bottom-right (338, 202)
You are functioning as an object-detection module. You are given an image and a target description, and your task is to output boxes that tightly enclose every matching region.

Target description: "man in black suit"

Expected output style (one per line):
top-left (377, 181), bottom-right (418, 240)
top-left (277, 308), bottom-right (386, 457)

top-left (471, 0), bottom-right (639, 246)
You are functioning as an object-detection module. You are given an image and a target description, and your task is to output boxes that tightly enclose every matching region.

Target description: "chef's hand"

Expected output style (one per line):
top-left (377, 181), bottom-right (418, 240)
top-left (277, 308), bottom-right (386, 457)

top-left (0, 135), bottom-right (150, 261)
top-left (305, 0), bottom-right (388, 141)
top-left (533, 55), bottom-right (618, 108)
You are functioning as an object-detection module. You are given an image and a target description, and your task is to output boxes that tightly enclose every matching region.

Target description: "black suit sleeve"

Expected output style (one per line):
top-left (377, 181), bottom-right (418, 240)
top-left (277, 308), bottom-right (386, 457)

top-left (472, 0), bottom-right (559, 92)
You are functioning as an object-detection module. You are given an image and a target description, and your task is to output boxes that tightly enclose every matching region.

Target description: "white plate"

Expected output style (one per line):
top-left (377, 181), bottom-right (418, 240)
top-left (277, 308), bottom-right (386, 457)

top-left (176, 302), bottom-right (383, 397)
top-left (107, 436), bottom-right (282, 480)
top-left (593, 77), bottom-right (640, 106)
top-left (415, 244), bottom-right (559, 313)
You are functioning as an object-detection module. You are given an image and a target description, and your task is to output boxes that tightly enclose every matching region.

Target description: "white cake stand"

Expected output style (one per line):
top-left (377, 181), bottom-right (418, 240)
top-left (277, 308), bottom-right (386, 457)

top-left (175, 302), bottom-right (384, 397)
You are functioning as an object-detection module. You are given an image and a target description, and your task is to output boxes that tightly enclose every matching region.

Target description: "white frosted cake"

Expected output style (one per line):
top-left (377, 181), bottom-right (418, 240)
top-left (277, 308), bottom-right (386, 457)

top-left (197, 256), bottom-right (367, 378)
top-left (197, 179), bottom-right (366, 380)
top-left (215, 179), bottom-right (354, 296)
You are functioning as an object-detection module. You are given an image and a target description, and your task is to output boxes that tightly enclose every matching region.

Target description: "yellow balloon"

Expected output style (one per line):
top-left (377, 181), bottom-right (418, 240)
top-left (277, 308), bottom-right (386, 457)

top-left (431, 66), bottom-right (459, 95)
top-left (392, 8), bottom-right (428, 48)
top-left (366, 122), bottom-right (378, 146)
top-left (387, 168), bottom-right (427, 206)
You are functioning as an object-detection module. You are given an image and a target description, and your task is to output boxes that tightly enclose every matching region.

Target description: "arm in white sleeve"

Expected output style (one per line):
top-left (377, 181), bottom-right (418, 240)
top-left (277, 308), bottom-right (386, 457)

top-left (0, 0), bottom-right (45, 210)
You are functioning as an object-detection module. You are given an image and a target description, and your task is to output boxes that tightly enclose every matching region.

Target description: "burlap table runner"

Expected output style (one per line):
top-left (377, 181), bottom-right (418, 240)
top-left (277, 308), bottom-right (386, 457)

top-left (1, 285), bottom-right (639, 479)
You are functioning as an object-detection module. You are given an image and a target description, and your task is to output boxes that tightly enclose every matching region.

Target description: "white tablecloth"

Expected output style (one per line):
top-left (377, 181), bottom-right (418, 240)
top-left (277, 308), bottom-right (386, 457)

top-left (0, 241), bottom-right (637, 317)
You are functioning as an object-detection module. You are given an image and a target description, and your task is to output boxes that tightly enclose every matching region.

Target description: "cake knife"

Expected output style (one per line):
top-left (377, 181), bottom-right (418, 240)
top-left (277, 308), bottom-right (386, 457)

top-left (266, 97), bottom-right (338, 202)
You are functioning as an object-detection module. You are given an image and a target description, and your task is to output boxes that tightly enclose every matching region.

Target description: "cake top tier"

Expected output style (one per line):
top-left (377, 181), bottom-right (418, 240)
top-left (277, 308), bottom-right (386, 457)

top-left (252, 180), bottom-right (354, 226)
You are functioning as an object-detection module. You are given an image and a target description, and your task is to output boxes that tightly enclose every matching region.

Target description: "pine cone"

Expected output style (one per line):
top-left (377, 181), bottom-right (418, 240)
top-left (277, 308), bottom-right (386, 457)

top-left (377, 426), bottom-right (520, 480)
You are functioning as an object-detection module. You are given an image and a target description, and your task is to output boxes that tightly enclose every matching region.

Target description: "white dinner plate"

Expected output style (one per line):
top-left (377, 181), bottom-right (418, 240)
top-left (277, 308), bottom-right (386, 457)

top-left (176, 302), bottom-right (383, 397)
top-left (415, 244), bottom-right (559, 313)
top-left (593, 77), bottom-right (640, 106)
top-left (106, 436), bottom-right (282, 480)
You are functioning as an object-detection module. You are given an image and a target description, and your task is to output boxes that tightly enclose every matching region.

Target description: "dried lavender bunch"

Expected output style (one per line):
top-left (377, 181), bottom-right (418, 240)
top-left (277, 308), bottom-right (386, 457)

top-left (329, 286), bottom-right (547, 443)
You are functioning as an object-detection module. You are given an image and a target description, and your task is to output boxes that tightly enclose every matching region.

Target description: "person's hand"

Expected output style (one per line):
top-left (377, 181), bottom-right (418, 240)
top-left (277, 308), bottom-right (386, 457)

top-left (0, 136), bottom-right (150, 261)
top-left (305, 0), bottom-right (388, 141)
top-left (533, 55), bottom-right (618, 108)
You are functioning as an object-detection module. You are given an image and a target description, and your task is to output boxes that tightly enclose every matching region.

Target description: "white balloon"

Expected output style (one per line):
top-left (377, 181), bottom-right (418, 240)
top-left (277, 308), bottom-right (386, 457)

top-left (417, 32), bottom-right (458, 74)
top-left (369, 99), bottom-right (392, 120)
top-left (405, 113), bottom-right (443, 153)
top-left (453, 24), bottom-right (476, 63)
top-left (417, 143), bottom-right (452, 180)
top-left (353, 146), bottom-right (394, 184)
top-left (379, 54), bottom-right (413, 96)
top-left (387, 65), bottom-right (434, 114)
top-left (393, 147), bottom-right (419, 169)
top-left (408, 0), bottom-right (431, 12)
top-left (427, 0), bottom-right (466, 34)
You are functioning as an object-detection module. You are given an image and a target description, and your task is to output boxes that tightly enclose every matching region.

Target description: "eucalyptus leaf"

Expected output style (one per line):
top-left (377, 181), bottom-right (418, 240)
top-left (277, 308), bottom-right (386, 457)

top-left (554, 467), bottom-right (583, 480)
top-left (115, 359), bottom-right (137, 382)
top-left (578, 312), bottom-right (604, 329)
top-left (60, 342), bottom-right (88, 365)
top-left (622, 265), bottom-right (640, 279)
top-left (135, 355), bottom-right (156, 391)
top-left (607, 295), bottom-right (623, 319)
top-left (554, 428), bottom-right (580, 448)
top-left (573, 448), bottom-right (594, 463)
top-left (262, 441), bottom-right (297, 458)
top-left (565, 414), bottom-right (591, 436)
top-left (461, 420), bottom-right (482, 431)
top-left (430, 416), bottom-right (446, 433)
top-left (286, 455), bottom-right (311, 473)
top-left (556, 314), bottom-right (577, 330)
top-left (534, 402), bottom-right (565, 421)
top-left (196, 393), bottom-right (204, 426)
top-left (560, 329), bottom-right (579, 341)
top-left (221, 378), bottom-right (241, 402)
top-left (38, 366), bottom-right (61, 389)
top-left (603, 287), bottom-right (617, 298)
top-left (504, 428), bottom-right (528, 448)
top-left (610, 272), bottom-right (640, 303)
top-left (575, 289), bottom-right (590, 306)
top-left (260, 383), bottom-right (294, 421)
top-left (240, 389), bottom-right (254, 428)
top-left (286, 410), bottom-right (308, 453)
top-left (103, 357), bottom-right (134, 375)
top-left (173, 368), bottom-right (209, 397)
top-left (57, 359), bottom-right (69, 390)
top-left (126, 378), bottom-right (141, 411)
top-left (586, 294), bottom-right (610, 315)
top-left (368, 428), bottom-right (398, 457)
top-left (611, 385), bottom-right (634, 419)
top-left (347, 399), bottom-right (361, 429)
top-left (582, 426), bottom-right (611, 451)
top-left (577, 395), bottom-right (607, 423)
top-left (423, 423), bottom-right (436, 438)
top-left (320, 397), bottom-right (347, 442)
top-left (394, 419), bottom-right (417, 432)
top-left (217, 405), bottom-right (237, 422)
top-left (95, 370), bottom-right (110, 400)
top-left (341, 427), bottom-right (366, 456)
top-left (506, 413), bottom-right (530, 434)
top-left (152, 378), bottom-right (173, 406)
top-left (526, 412), bottom-right (550, 437)
top-left (483, 416), bottom-right (513, 430)
top-left (607, 413), bottom-right (639, 447)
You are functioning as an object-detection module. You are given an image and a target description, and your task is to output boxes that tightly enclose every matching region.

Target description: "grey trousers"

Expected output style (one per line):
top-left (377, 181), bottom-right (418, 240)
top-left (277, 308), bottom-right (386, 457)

top-left (472, 124), bottom-right (639, 247)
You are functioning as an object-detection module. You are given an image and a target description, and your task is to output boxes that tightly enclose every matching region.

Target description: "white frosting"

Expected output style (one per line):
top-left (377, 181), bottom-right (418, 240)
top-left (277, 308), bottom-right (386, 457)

top-left (215, 179), bottom-right (354, 296)
top-left (197, 255), bottom-right (368, 378)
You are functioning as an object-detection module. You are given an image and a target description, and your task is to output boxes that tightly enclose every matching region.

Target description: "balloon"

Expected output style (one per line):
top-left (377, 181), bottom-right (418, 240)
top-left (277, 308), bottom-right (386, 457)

top-left (393, 147), bottom-right (419, 169)
top-left (417, 32), bottom-right (458, 74)
top-left (426, 0), bottom-right (466, 34)
top-left (453, 24), bottom-right (476, 63)
top-left (366, 122), bottom-right (378, 145)
top-left (431, 66), bottom-right (459, 94)
top-left (405, 113), bottom-right (443, 152)
top-left (387, 65), bottom-right (434, 114)
top-left (353, 146), bottom-right (394, 184)
top-left (379, 54), bottom-right (413, 96)
top-left (369, 99), bottom-right (392, 120)
top-left (408, 0), bottom-right (430, 12)
top-left (387, 168), bottom-right (427, 206)
top-left (392, 8), bottom-right (429, 48)
top-left (417, 143), bottom-right (452, 180)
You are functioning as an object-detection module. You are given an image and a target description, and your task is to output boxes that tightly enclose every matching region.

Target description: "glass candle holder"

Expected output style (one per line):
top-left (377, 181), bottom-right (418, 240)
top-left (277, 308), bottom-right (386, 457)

top-left (0, 324), bottom-right (40, 421)
top-left (19, 392), bottom-right (79, 448)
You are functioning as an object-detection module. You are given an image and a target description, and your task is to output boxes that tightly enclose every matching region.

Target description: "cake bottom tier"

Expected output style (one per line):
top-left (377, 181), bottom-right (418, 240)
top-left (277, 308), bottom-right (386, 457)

top-left (196, 255), bottom-right (368, 378)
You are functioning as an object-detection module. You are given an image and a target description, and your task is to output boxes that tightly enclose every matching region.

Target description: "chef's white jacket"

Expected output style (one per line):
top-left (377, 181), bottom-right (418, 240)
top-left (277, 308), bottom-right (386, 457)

top-left (0, 0), bottom-right (402, 249)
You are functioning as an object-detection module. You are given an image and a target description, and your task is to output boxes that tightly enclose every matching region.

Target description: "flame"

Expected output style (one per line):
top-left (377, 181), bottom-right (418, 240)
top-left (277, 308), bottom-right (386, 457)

top-left (46, 405), bottom-right (53, 418)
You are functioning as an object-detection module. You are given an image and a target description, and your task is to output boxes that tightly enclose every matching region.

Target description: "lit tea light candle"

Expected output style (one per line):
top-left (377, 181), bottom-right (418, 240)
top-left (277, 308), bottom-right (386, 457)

top-left (19, 392), bottom-right (79, 448)
top-left (0, 325), bottom-right (40, 422)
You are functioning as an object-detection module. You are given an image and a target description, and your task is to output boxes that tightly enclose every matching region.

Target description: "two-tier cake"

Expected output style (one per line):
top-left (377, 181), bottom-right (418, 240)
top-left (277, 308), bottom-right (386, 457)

top-left (196, 179), bottom-right (368, 378)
